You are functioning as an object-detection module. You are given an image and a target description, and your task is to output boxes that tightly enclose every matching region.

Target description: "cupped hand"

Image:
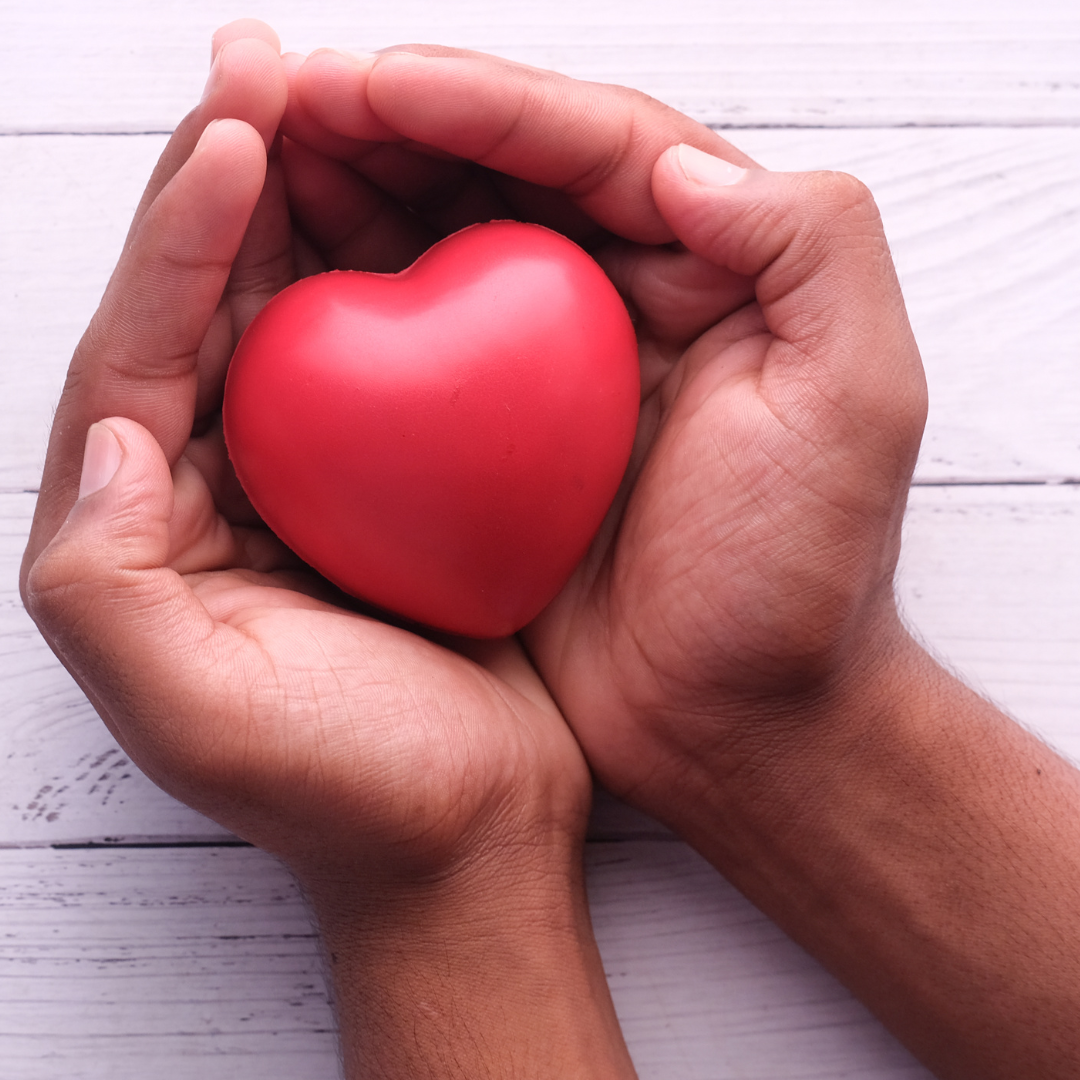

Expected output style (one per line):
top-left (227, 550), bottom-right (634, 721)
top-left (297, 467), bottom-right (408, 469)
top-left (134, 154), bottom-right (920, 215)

top-left (19, 27), bottom-right (591, 893)
top-left (282, 47), bottom-right (927, 822)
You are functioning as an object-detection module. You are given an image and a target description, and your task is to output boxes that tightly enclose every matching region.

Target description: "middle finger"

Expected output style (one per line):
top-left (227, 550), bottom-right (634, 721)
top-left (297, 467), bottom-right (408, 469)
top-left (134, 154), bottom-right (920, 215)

top-left (286, 49), bottom-right (608, 243)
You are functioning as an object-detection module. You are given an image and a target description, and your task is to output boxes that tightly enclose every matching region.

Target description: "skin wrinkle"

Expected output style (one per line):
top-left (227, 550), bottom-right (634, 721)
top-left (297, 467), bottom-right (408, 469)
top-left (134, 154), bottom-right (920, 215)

top-left (612, 451), bottom-right (886, 689)
top-left (377, 692), bottom-right (483, 848)
top-left (282, 675), bottom-right (358, 827)
top-left (225, 229), bottom-right (295, 301)
top-left (78, 303), bottom-right (203, 380)
top-left (762, 281), bottom-right (903, 378)
top-left (725, 372), bottom-right (887, 507)
top-left (339, 139), bottom-right (515, 232)
top-left (455, 70), bottom-right (573, 173)
top-left (555, 88), bottom-right (642, 201)
top-left (639, 272), bottom-right (753, 352)
top-left (764, 279), bottom-right (901, 390)
top-left (199, 642), bottom-right (344, 825)
top-left (324, 196), bottom-right (418, 267)
top-left (151, 225), bottom-right (252, 274)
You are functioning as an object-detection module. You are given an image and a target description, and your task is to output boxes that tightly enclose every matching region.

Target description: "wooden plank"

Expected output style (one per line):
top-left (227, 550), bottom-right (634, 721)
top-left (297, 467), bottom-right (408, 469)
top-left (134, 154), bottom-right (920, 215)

top-left (0, 842), bottom-right (932, 1079)
top-left (0, 6), bottom-right (1071, 1076)
top-left (0, 847), bottom-right (338, 1079)
top-left (3, 128), bottom-right (1078, 491)
top-left (589, 841), bottom-right (931, 1078)
top-left (2, 0), bottom-right (1078, 131)
top-left (0, 134), bottom-right (169, 494)
top-left (4, 479), bottom-right (1079, 844)
top-left (897, 483), bottom-right (1080, 762)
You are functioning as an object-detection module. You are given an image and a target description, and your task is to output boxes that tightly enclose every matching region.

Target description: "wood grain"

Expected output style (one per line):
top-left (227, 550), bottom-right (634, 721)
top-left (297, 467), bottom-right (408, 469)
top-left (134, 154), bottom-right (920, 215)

top-left (0, 134), bottom-right (168, 493)
top-left (897, 483), bottom-right (1080, 762)
top-left (0, 843), bottom-right (934, 1079)
top-left (3, 128), bottom-right (1077, 492)
top-left (0, 847), bottom-right (337, 1080)
top-left (723, 127), bottom-right (1080, 483)
top-left (589, 842), bottom-right (932, 1079)
top-left (2, 0), bottom-right (1078, 132)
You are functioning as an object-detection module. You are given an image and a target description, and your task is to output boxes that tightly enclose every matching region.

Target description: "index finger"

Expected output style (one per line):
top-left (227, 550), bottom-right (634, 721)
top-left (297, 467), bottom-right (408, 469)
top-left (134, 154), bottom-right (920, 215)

top-left (364, 47), bottom-right (759, 244)
top-left (128, 33), bottom-right (286, 245)
top-left (22, 120), bottom-right (268, 580)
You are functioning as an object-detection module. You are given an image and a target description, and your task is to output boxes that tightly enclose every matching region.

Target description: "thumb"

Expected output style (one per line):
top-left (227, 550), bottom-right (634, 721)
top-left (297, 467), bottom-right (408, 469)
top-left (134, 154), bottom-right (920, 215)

top-left (650, 144), bottom-right (927, 456)
top-left (22, 418), bottom-right (217, 737)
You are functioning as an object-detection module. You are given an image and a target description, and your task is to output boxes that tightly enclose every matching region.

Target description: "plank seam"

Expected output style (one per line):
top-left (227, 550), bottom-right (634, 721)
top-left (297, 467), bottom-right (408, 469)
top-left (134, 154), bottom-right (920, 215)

top-left (0, 836), bottom-right (682, 850)
top-left (4, 120), bottom-right (1080, 137)
top-left (51, 840), bottom-right (255, 849)
top-left (911, 478), bottom-right (1080, 487)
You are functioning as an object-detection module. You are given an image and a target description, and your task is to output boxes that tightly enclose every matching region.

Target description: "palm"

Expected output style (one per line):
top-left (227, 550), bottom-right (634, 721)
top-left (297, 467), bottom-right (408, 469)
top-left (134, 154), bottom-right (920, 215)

top-left (525, 279), bottom-right (834, 781)
top-left (520, 218), bottom-right (917, 804)
top-left (139, 158), bottom-right (586, 876)
top-left (174, 563), bottom-right (583, 872)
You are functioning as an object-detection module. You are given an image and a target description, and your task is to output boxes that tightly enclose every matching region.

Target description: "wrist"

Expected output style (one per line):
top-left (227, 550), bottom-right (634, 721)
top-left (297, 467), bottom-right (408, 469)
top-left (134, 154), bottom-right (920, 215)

top-left (660, 617), bottom-right (938, 868)
top-left (626, 597), bottom-right (915, 832)
top-left (643, 609), bottom-right (962, 885)
top-left (647, 616), bottom-right (1080, 1080)
top-left (299, 821), bottom-right (637, 1080)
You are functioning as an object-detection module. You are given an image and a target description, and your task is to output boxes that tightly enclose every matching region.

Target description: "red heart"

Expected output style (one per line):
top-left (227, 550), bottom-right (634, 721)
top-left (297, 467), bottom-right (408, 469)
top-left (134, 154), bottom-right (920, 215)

top-left (223, 221), bottom-right (640, 637)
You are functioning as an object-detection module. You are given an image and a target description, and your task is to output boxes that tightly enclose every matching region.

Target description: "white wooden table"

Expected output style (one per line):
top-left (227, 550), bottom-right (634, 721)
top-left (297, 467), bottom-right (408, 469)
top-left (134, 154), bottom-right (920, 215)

top-left (2, 2), bottom-right (1077, 1076)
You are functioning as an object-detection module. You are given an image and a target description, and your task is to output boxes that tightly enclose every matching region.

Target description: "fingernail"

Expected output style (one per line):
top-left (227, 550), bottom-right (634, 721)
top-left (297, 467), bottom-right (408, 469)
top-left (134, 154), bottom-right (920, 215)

top-left (201, 51), bottom-right (223, 103)
top-left (675, 144), bottom-right (747, 187)
top-left (78, 424), bottom-right (122, 500)
top-left (311, 46), bottom-right (377, 62)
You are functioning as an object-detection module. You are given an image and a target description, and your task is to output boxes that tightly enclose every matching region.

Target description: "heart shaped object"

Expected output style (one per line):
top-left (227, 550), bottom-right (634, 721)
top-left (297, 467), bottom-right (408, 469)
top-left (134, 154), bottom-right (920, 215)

top-left (223, 221), bottom-right (640, 637)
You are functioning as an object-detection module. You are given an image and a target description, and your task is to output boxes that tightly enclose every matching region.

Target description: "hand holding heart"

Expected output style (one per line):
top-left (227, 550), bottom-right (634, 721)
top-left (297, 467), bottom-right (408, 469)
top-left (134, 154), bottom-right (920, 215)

top-left (20, 23), bottom-right (926, 893)
top-left (21, 25), bottom-right (925, 1077)
top-left (24, 23), bottom-right (1080, 1080)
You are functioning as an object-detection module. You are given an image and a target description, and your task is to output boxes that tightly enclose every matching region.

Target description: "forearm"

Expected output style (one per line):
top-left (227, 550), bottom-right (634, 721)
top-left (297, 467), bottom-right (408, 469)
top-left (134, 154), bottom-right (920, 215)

top-left (301, 839), bottom-right (637, 1080)
top-left (666, 628), bottom-right (1080, 1080)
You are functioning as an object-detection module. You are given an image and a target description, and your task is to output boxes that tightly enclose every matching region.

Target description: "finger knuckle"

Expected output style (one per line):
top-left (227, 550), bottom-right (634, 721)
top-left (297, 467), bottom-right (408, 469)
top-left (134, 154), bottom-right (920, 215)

top-left (22, 558), bottom-right (110, 684)
top-left (22, 545), bottom-right (83, 633)
top-left (811, 170), bottom-right (879, 222)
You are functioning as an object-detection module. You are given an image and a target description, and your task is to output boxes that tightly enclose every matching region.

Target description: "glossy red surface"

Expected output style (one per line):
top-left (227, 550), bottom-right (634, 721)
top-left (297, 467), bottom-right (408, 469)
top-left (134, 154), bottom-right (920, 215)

top-left (223, 220), bottom-right (640, 637)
